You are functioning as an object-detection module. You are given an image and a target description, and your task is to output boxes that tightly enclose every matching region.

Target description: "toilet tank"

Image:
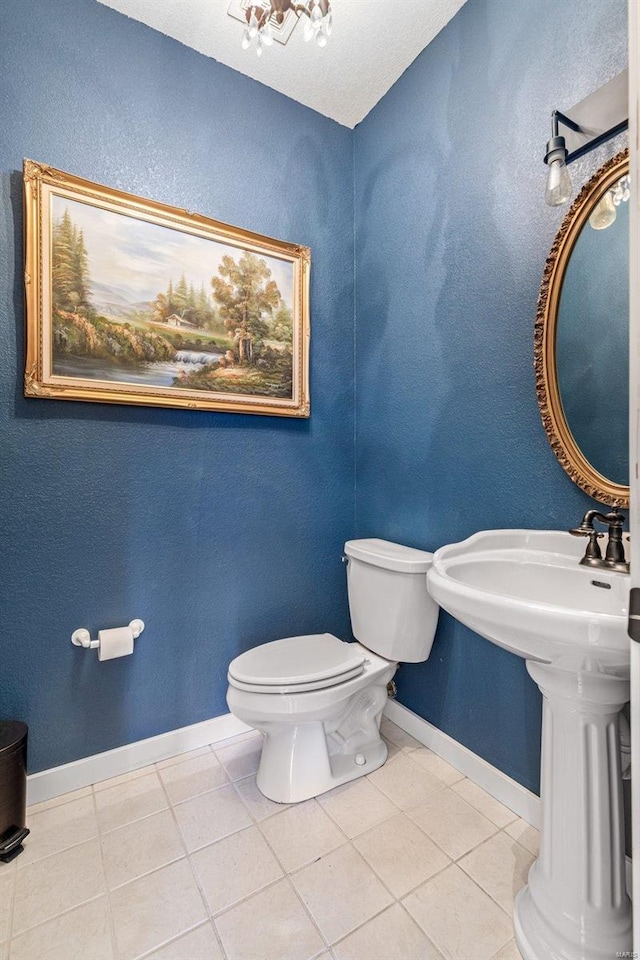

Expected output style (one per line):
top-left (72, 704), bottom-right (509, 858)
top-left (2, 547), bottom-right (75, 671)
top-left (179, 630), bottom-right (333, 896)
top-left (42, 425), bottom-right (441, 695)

top-left (344, 539), bottom-right (439, 663)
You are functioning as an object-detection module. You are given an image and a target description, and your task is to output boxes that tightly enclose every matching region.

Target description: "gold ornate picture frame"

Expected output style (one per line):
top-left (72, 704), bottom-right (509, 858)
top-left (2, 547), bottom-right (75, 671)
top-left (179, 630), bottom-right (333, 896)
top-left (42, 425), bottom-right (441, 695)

top-left (24, 160), bottom-right (311, 417)
top-left (534, 149), bottom-right (628, 506)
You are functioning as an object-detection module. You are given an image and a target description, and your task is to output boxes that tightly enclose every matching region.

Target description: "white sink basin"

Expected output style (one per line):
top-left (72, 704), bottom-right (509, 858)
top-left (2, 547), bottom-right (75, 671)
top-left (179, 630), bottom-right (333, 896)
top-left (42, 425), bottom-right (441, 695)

top-left (427, 528), bottom-right (632, 960)
top-left (427, 529), bottom-right (629, 672)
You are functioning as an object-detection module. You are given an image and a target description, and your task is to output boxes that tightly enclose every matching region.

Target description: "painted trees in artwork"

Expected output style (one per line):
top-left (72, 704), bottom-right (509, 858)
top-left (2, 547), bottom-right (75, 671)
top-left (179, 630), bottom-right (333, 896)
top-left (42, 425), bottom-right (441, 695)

top-left (52, 209), bottom-right (91, 313)
top-left (151, 277), bottom-right (218, 330)
top-left (211, 252), bottom-right (281, 364)
top-left (51, 207), bottom-right (174, 367)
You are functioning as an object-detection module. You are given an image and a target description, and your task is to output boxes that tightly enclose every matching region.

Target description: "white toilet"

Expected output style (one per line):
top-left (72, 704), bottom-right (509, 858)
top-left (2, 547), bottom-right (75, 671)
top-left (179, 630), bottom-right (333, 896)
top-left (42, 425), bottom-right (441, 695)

top-left (226, 538), bottom-right (439, 803)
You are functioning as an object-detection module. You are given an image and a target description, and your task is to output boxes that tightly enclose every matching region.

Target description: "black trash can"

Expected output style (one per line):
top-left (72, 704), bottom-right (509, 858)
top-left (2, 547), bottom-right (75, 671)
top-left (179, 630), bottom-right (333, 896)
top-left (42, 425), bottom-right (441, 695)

top-left (0, 721), bottom-right (29, 863)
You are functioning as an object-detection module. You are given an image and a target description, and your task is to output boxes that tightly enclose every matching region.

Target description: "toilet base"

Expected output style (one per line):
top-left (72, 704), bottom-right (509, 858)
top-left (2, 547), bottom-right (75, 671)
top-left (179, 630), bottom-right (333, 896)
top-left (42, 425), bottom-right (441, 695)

top-left (256, 721), bottom-right (388, 803)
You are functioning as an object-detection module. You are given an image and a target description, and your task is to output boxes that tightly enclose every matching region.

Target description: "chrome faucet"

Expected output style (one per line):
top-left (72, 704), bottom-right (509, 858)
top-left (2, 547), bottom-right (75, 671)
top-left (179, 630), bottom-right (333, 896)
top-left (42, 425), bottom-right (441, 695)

top-left (569, 507), bottom-right (629, 573)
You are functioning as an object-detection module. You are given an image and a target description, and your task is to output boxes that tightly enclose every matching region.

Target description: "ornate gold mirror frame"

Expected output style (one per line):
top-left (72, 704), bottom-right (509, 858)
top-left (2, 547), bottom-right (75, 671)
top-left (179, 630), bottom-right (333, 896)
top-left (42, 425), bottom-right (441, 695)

top-left (534, 148), bottom-right (629, 507)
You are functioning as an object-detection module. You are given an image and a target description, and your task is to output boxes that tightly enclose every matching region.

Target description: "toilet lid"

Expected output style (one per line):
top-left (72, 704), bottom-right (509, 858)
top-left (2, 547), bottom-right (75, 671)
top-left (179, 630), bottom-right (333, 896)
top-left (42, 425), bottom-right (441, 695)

top-left (228, 633), bottom-right (366, 687)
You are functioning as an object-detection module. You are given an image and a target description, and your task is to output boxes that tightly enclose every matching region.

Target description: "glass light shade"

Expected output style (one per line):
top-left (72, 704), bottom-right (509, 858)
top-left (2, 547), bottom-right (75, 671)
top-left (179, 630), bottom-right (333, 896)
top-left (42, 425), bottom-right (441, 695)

top-left (589, 190), bottom-right (617, 230)
top-left (545, 157), bottom-right (572, 207)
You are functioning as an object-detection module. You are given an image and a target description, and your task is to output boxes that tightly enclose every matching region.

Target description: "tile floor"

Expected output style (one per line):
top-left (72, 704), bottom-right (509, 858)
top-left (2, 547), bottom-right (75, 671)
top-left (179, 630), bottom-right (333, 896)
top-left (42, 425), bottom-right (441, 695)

top-left (0, 719), bottom-right (536, 960)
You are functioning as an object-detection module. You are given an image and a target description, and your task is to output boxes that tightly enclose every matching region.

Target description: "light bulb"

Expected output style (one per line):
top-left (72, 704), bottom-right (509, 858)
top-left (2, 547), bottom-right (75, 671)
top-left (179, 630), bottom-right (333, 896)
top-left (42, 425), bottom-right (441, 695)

top-left (545, 157), bottom-right (572, 207)
top-left (589, 190), bottom-right (617, 230)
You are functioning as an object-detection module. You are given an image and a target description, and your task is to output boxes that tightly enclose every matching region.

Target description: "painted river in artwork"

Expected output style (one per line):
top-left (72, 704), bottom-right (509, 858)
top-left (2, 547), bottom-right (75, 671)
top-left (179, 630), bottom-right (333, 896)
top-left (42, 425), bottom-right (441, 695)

top-left (53, 350), bottom-right (224, 388)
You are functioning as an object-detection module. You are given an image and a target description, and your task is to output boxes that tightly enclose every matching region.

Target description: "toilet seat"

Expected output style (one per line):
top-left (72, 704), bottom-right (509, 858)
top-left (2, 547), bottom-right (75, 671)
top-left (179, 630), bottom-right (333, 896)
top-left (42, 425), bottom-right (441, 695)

top-left (228, 633), bottom-right (366, 694)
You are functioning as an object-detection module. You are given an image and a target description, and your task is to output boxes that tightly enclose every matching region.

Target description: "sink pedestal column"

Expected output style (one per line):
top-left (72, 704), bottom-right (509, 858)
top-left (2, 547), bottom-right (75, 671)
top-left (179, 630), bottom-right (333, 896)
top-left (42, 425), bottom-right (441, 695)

top-left (514, 662), bottom-right (631, 960)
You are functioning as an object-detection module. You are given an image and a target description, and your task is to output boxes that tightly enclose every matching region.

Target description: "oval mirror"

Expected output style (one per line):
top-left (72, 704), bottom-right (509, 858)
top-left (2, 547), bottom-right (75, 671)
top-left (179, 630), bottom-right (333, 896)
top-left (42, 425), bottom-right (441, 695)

top-left (535, 149), bottom-right (629, 507)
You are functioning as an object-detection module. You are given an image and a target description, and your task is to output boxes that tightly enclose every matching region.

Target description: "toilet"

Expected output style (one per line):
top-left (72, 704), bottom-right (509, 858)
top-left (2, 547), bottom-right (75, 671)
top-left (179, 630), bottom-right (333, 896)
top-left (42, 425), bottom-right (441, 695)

top-left (226, 538), bottom-right (439, 803)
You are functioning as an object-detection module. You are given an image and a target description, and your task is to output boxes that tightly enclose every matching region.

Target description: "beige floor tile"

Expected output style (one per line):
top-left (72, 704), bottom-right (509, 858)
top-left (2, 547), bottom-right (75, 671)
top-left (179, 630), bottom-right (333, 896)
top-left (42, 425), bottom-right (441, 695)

top-left (102, 809), bottom-right (185, 888)
top-left (505, 818), bottom-right (540, 857)
top-left (317, 778), bottom-right (398, 838)
top-left (13, 838), bottom-right (106, 935)
top-left (353, 813), bottom-right (450, 898)
top-left (380, 719), bottom-right (421, 751)
top-left (214, 733), bottom-right (263, 781)
top-left (95, 772), bottom-right (167, 833)
top-left (368, 755), bottom-right (446, 809)
top-left (215, 878), bottom-right (325, 960)
top-left (159, 752), bottom-right (229, 804)
top-left (333, 902), bottom-right (442, 960)
top-left (93, 765), bottom-right (156, 792)
top-left (0, 941), bottom-right (7, 960)
top-left (9, 895), bottom-right (114, 960)
top-left (192, 825), bottom-right (283, 914)
top-left (492, 939), bottom-right (524, 960)
top-left (292, 844), bottom-right (393, 945)
top-left (233, 775), bottom-right (290, 821)
top-left (409, 749), bottom-right (465, 786)
top-left (27, 786), bottom-right (93, 816)
top-left (173, 784), bottom-right (252, 852)
top-left (145, 922), bottom-right (223, 960)
top-left (260, 799), bottom-right (346, 871)
top-left (21, 795), bottom-right (97, 865)
top-left (451, 780), bottom-right (518, 828)
top-left (381, 737), bottom-right (410, 762)
top-left (403, 864), bottom-right (513, 960)
top-left (214, 730), bottom-right (256, 749)
top-left (156, 747), bottom-right (213, 770)
top-left (0, 869), bottom-right (14, 942)
top-left (110, 858), bottom-right (207, 960)
top-left (408, 788), bottom-right (497, 860)
top-left (459, 833), bottom-right (533, 913)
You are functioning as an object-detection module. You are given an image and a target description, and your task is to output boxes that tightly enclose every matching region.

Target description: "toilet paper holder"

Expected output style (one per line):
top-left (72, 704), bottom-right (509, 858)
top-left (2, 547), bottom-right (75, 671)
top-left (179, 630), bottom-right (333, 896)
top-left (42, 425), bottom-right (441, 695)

top-left (71, 619), bottom-right (145, 650)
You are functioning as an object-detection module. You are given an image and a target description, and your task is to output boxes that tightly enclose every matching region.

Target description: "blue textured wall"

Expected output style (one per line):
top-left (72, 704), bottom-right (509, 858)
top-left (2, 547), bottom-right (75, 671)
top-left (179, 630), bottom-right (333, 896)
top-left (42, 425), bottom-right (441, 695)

top-left (354, 0), bottom-right (627, 791)
top-left (0, 0), bottom-right (354, 772)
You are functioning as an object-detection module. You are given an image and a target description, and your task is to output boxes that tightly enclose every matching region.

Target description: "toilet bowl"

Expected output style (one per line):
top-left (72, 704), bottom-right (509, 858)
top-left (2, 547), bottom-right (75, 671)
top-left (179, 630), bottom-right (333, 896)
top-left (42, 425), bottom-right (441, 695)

top-left (227, 539), bottom-right (440, 803)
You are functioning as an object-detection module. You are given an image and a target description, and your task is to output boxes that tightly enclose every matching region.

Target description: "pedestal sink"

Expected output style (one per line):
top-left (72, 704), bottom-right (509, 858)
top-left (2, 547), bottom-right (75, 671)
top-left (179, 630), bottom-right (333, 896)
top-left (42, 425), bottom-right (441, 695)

top-left (427, 530), bottom-right (631, 960)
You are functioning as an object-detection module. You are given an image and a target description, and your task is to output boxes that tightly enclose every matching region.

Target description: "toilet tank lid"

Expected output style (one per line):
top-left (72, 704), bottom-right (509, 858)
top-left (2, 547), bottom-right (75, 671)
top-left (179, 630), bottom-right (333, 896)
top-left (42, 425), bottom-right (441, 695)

top-left (344, 539), bottom-right (434, 573)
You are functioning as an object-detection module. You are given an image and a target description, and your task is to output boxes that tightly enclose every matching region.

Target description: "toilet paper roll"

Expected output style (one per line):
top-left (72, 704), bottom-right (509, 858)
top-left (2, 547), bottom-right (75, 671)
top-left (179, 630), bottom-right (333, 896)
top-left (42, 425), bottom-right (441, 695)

top-left (98, 626), bottom-right (134, 661)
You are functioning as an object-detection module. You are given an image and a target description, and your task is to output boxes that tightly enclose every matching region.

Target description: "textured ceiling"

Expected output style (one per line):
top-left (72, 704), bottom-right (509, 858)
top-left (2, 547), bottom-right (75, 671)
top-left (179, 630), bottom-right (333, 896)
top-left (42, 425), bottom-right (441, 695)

top-left (97, 0), bottom-right (467, 127)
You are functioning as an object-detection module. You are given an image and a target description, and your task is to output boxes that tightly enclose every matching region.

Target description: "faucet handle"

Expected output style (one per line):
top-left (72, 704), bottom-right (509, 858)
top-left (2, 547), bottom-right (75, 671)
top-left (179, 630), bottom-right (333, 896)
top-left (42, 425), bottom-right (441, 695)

top-left (569, 526), bottom-right (603, 537)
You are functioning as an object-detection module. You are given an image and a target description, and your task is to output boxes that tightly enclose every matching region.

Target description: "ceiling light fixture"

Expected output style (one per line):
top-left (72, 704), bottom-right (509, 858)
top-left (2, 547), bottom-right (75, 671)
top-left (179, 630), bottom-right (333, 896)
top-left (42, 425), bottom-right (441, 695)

top-left (239, 0), bottom-right (332, 56)
top-left (543, 70), bottom-right (628, 208)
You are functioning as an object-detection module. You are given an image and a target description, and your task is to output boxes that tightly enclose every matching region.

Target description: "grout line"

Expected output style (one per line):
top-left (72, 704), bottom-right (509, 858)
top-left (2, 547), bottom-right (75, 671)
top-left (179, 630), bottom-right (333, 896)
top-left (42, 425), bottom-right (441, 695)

top-left (155, 766), bottom-right (230, 960)
top-left (456, 833), bottom-right (535, 920)
top-left (134, 921), bottom-right (216, 960)
top-left (283, 874), bottom-right (333, 953)
top-left (89, 786), bottom-right (119, 960)
top-left (26, 785), bottom-right (94, 817)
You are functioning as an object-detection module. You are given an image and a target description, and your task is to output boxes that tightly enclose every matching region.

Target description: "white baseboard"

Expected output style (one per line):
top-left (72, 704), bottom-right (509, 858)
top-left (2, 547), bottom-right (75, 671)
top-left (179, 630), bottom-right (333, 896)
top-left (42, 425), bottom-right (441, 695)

top-left (384, 699), bottom-right (541, 828)
top-left (27, 713), bottom-right (252, 806)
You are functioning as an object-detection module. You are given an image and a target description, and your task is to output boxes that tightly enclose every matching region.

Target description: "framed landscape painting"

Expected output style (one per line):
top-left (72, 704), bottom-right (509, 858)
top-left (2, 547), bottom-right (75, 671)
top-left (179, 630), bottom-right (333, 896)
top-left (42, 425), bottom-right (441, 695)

top-left (23, 160), bottom-right (310, 417)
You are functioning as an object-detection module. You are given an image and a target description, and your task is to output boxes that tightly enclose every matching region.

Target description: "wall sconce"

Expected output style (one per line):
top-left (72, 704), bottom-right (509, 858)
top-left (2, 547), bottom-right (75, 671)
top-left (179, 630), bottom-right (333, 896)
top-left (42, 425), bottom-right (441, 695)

top-left (544, 70), bottom-right (628, 207)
